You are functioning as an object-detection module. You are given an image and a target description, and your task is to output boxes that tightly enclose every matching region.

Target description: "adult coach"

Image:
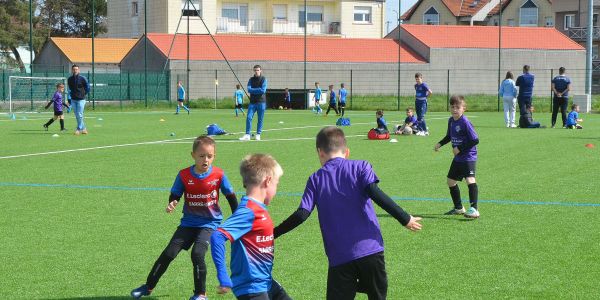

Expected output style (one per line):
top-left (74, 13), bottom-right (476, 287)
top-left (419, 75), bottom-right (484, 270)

top-left (551, 67), bottom-right (572, 128)
top-left (67, 65), bottom-right (90, 135)
top-left (516, 65), bottom-right (535, 114)
top-left (239, 65), bottom-right (267, 141)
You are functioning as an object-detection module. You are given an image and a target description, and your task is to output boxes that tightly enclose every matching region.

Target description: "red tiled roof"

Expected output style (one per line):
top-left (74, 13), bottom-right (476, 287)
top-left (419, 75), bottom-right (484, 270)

top-left (146, 34), bottom-right (426, 63)
top-left (402, 24), bottom-right (584, 50)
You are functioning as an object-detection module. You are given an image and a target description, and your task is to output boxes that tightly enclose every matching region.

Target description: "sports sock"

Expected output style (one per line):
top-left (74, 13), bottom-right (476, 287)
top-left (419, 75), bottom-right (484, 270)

top-left (341, 107), bottom-right (345, 116)
top-left (183, 105), bottom-right (190, 112)
top-left (468, 183), bottom-right (478, 209)
top-left (176, 106), bottom-right (180, 113)
top-left (45, 118), bottom-right (55, 127)
top-left (449, 185), bottom-right (462, 209)
top-left (59, 119), bottom-right (64, 130)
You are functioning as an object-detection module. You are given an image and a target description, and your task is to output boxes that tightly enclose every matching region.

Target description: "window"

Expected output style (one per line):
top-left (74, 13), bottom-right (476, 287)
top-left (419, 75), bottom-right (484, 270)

top-left (594, 14), bottom-right (599, 27)
top-left (222, 3), bottom-right (248, 26)
top-left (423, 7), bottom-right (439, 25)
top-left (273, 4), bottom-right (287, 20)
top-left (564, 14), bottom-right (575, 30)
top-left (132, 1), bottom-right (138, 17)
top-left (593, 45), bottom-right (599, 60)
top-left (182, 0), bottom-right (201, 17)
top-left (519, 0), bottom-right (538, 27)
top-left (545, 16), bottom-right (553, 27)
top-left (354, 6), bottom-right (372, 23)
top-left (299, 5), bottom-right (323, 27)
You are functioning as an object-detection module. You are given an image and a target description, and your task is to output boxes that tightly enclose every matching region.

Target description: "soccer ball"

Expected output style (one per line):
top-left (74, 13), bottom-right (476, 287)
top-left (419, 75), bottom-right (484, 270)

top-left (278, 106), bottom-right (283, 110)
top-left (402, 126), bottom-right (413, 135)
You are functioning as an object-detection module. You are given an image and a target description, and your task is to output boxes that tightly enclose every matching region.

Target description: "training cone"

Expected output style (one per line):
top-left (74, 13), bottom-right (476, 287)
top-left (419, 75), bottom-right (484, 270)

top-left (9, 113), bottom-right (16, 120)
top-left (279, 121), bottom-right (284, 124)
top-left (97, 117), bottom-right (103, 121)
top-left (160, 118), bottom-right (165, 122)
top-left (52, 134), bottom-right (59, 138)
top-left (585, 143), bottom-right (595, 149)
top-left (169, 132), bottom-right (176, 136)
top-left (390, 138), bottom-right (398, 143)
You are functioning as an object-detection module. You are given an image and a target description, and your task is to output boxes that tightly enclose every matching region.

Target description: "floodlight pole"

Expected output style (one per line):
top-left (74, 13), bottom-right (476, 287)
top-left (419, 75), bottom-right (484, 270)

top-left (586, 0), bottom-right (593, 95)
top-left (397, 1), bottom-right (401, 111)
top-left (498, 0), bottom-right (502, 112)
top-left (187, 0), bottom-right (190, 104)
top-left (92, 0), bottom-right (96, 110)
top-left (144, 0), bottom-right (148, 107)
top-left (29, 0), bottom-right (33, 110)
top-left (304, 0), bottom-right (307, 109)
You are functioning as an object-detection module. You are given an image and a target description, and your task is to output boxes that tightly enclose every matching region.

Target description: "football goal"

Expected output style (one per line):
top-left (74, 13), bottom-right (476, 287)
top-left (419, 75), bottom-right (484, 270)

top-left (7, 76), bottom-right (68, 114)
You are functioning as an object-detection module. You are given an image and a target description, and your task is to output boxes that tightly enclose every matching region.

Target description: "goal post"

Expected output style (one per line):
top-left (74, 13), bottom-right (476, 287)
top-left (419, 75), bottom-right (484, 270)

top-left (8, 76), bottom-right (68, 114)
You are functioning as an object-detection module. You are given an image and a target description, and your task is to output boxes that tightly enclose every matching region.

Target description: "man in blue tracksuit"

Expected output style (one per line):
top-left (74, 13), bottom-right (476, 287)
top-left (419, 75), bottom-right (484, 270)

top-left (67, 65), bottom-right (90, 135)
top-left (240, 65), bottom-right (268, 141)
top-left (516, 65), bottom-right (535, 115)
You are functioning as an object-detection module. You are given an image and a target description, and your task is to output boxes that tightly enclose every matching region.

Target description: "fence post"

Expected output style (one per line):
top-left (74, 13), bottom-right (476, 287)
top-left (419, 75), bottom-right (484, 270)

top-left (2, 69), bottom-right (5, 101)
top-left (215, 69), bottom-right (218, 109)
top-left (166, 70), bottom-right (171, 106)
top-left (350, 69), bottom-right (353, 110)
top-left (119, 72), bottom-right (123, 110)
top-left (550, 68), bottom-right (554, 113)
top-left (127, 72), bottom-right (131, 101)
top-left (446, 69), bottom-right (450, 112)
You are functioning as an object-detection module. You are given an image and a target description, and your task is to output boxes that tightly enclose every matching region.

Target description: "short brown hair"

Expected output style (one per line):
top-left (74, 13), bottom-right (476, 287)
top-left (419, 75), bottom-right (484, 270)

top-left (240, 154), bottom-right (283, 188)
top-left (253, 65), bottom-right (261, 70)
top-left (192, 135), bottom-right (215, 152)
top-left (415, 72), bottom-right (423, 78)
top-left (406, 107), bottom-right (413, 112)
top-left (56, 83), bottom-right (64, 88)
top-left (449, 95), bottom-right (466, 108)
top-left (316, 126), bottom-right (347, 154)
top-left (571, 103), bottom-right (579, 110)
top-left (376, 109), bottom-right (384, 116)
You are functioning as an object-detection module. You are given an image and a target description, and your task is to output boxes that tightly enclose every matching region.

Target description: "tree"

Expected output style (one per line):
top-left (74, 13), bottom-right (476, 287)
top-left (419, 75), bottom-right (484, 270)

top-left (39, 0), bottom-right (107, 37)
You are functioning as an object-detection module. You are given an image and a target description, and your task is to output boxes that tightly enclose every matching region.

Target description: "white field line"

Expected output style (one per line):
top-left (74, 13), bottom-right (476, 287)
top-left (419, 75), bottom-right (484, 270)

top-left (0, 116), bottom-right (475, 160)
top-left (0, 116), bottom-right (97, 122)
top-left (162, 134), bottom-right (365, 144)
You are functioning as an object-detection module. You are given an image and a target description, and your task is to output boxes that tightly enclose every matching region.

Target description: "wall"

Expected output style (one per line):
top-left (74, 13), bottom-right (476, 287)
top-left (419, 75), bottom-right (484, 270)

top-left (340, 1), bottom-right (385, 38)
top-left (33, 42), bottom-right (72, 72)
top-left (169, 0), bottom-right (217, 34)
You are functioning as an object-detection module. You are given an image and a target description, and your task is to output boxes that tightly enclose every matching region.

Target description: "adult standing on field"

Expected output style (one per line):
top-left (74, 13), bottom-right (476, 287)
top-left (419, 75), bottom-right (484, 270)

top-left (67, 65), bottom-right (90, 135)
top-left (239, 65), bottom-right (268, 141)
top-left (516, 65), bottom-right (535, 115)
top-left (551, 67), bottom-right (572, 128)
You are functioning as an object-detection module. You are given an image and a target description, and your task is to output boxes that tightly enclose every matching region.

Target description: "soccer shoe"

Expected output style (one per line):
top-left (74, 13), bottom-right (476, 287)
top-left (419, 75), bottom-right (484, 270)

top-left (188, 110), bottom-right (190, 115)
top-left (424, 131), bottom-right (430, 136)
top-left (43, 124), bottom-right (48, 131)
top-left (189, 294), bottom-right (207, 300)
top-left (506, 123), bottom-right (510, 128)
top-left (255, 134), bottom-right (261, 141)
top-left (61, 128), bottom-right (67, 132)
top-left (444, 207), bottom-right (466, 215)
top-left (464, 207), bottom-right (480, 218)
top-left (74, 130), bottom-right (81, 136)
top-left (510, 124), bottom-right (517, 128)
top-left (130, 284), bottom-right (151, 299)
top-left (82, 129), bottom-right (88, 134)
top-left (239, 134), bottom-right (251, 141)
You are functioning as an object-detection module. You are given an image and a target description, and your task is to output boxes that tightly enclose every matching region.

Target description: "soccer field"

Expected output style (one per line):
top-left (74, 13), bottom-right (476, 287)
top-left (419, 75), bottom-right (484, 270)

top-left (1, 109), bottom-right (599, 299)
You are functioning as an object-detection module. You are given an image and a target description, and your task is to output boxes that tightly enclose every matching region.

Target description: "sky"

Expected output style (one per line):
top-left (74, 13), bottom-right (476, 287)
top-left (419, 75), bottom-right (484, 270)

top-left (385, 0), bottom-right (419, 34)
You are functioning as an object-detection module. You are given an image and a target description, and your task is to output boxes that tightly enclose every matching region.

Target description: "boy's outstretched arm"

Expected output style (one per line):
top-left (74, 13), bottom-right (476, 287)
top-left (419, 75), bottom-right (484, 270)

top-left (221, 174), bottom-right (238, 213)
top-left (435, 119), bottom-right (452, 151)
top-left (273, 208), bottom-right (311, 238)
top-left (366, 183), bottom-right (422, 231)
top-left (225, 194), bottom-right (238, 213)
top-left (210, 231), bottom-right (233, 292)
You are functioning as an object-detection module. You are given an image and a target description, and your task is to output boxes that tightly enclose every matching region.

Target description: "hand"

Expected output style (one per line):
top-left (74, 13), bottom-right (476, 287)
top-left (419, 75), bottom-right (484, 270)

top-left (404, 216), bottom-right (422, 231)
top-left (452, 147), bottom-right (460, 155)
top-left (434, 143), bottom-right (441, 151)
top-left (217, 286), bottom-right (231, 295)
top-left (166, 200), bottom-right (178, 213)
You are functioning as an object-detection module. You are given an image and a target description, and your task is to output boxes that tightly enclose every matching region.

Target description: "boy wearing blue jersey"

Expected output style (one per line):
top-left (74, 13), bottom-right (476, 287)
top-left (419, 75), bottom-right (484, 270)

top-left (176, 81), bottom-right (191, 115)
top-left (235, 84), bottom-right (246, 117)
top-left (338, 83), bottom-right (347, 116)
top-left (131, 136), bottom-right (238, 300)
top-left (435, 96), bottom-right (480, 219)
top-left (325, 84), bottom-right (339, 117)
top-left (566, 104), bottom-right (583, 129)
top-left (414, 73), bottom-right (432, 135)
top-left (375, 109), bottom-right (388, 134)
top-left (211, 154), bottom-right (291, 300)
top-left (43, 83), bottom-right (69, 132)
top-left (395, 107), bottom-right (417, 135)
top-left (312, 82), bottom-right (323, 114)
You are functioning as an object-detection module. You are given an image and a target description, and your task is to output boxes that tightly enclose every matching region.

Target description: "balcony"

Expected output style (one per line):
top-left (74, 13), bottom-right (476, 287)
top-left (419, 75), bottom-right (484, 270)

top-left (566, 26), bottom-right (600, 41)
top-left (216, 18), bottom-right (341, 35)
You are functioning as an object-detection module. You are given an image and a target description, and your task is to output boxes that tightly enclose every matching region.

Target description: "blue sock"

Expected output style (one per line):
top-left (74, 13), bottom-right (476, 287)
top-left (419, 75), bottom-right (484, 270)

top-left (235, 109), bottom-right (238, 116)
top-left (183, 106), bottom-right (189, 112)
top-left (176, 106), bottom-right (180, 113)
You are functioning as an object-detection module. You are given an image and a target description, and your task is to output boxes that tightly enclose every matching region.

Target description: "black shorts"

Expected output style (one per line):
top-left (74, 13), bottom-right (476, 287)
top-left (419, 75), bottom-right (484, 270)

top-left (447, 160), bottom-right (476, 181)
top-left (338, 103), bottom-right (346, 108)
top-left (177, 99), bottom-right (184, 102)
top-left (167, 226), bottom-right (213, 251)
top-left (327, 252), bottom-right (387, 300)
top-left (54, 111), bottom-right (63, 116)
top-left (236, 103), bottom-right (243, 109)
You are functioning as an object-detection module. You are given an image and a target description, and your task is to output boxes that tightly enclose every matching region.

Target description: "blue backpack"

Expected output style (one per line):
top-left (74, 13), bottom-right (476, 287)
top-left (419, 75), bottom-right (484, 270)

top-left (336, 118), bottom-right (351, 126)
top-left (206, 124), bottom-right (226, 135)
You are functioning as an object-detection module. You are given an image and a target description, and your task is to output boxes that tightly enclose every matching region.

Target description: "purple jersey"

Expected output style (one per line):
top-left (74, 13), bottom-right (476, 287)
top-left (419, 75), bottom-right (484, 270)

top-left (52, 91), bottom-right (64, 112)
top-left (300, 158), bottom-right (383, 267)
top-left (447, 115), bottom-right (478, 162)
top-left (415, 82), bottom-right (430, 101)
top-left (404, 115), bottom-right (417, 125)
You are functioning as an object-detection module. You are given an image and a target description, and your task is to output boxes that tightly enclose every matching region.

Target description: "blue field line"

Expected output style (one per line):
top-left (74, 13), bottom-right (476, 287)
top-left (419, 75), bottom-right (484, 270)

top-left (1, 182), bottom-right (599, 207)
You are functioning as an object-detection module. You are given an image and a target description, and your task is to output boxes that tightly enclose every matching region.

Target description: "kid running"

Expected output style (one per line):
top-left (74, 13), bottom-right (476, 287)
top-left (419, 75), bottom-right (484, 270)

top-left (43, 83), bottom-right (69, 132)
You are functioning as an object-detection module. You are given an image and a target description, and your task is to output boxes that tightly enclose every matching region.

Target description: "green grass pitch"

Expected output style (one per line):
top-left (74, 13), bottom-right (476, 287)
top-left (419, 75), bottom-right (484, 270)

top-left (1, 108), bottom-right (599, 299)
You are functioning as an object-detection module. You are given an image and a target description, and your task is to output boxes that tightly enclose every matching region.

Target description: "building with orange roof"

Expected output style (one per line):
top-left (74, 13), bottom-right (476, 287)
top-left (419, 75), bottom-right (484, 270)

top-left (33, 37), bottom-right (138, 73)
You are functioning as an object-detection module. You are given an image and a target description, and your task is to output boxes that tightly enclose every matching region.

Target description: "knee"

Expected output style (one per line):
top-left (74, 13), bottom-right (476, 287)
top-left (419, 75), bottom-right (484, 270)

top-left (191, 248), bottom-right (207, 265)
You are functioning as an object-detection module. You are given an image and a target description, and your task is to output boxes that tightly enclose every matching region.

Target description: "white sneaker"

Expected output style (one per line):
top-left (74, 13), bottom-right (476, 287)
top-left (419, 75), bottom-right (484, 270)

top-left (424, 131), bottom-right (430, 136)
top-left (239, 134), bottom-right (251, 141)
top-left (510, 124), bottom-right (517, 128)
top-left (464, 207), bottom-right (480, 218)
top-left (255, 134), bottom-right (261, 141)
top-left (415, 131), bottom-right (424, 136)
top-left (506, 123), bottom-right (510, 128)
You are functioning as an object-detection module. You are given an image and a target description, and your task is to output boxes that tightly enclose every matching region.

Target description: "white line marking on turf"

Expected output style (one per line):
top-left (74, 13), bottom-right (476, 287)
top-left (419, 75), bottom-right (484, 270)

top-left (162, 135), bottom-right (365, 144)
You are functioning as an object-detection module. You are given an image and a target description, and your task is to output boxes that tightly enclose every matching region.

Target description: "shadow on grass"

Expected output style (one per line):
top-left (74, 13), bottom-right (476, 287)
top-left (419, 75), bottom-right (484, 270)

top-left (44, 296), bottom-right (164, 300)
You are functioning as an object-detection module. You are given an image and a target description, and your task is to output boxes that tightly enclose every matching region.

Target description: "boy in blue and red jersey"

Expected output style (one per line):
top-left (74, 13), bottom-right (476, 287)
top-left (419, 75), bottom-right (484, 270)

top-left (274, 126), bottom-right (422, 300)
top-left (131, 136), bottom-right (238, 300)
top-left (43, 83), bottom-right (69, 132)
top-left (210, 154), bottom-right (291, 300)
top-left (435, 95), bottom-right (481, 219)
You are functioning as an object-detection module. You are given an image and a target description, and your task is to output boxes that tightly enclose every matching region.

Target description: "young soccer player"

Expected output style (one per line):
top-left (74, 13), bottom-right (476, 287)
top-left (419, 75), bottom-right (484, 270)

top-left (375, 109), bottom-right (388, 134)
top-left (210, 154), bottom-right (291, 300)
top-left (283, 88), bottom-right (291, 110)
top-left (325, 84), bottom-right (339, 117)
top-left (414, 73), bottom-right (432, 136)
top-left (131, 136), bottom-right (238, 300)
top-left (519, 105), bottom-right (544, 128)
top-left (395, 107), bottom-right (417, 135)
top-left (176, 81), bottom-right (191, 115)
top-left (274, 126), bottom-right (422, 300)
top-left (338, 83), bottom-right (347, 117)
top-left (434, 95), bottom-right (480, 218)
top-left (312, 82), bottom-right (323, 114)
top-left (43, 83), bottom-right (69, 132)
top-left (566, 104), bottom-right (583, 129)
top-left (235, 84), bottom-right (246, 117)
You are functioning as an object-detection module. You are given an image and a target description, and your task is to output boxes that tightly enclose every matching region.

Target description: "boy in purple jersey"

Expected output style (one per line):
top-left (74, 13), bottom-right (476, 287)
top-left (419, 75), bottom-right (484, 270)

top-left (414, 73), bottom-right (432, 135)
top-left (395, 107), bottom-right (417, 135)
top-left (434, 95), bottom-right (480, 218)
top-left (43, 83), bottom-right (69, 132)
top-left (131, 136), bottom-right (238, 300)
top-left (274, 126), bottom-right (422, 300)
top-left (210, 154), bottom-right (291, 300)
